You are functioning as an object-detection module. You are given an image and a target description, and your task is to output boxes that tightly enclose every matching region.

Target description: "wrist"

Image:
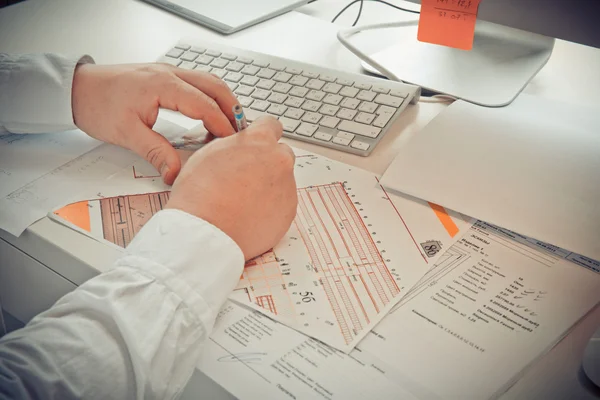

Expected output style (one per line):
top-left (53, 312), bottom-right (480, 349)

top-left (71, 62), bottom-right (94, 129)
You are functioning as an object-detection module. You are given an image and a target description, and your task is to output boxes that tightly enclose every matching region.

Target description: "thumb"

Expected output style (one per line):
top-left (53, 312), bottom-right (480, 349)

top-left (129, 124), bottom-right (182, 185)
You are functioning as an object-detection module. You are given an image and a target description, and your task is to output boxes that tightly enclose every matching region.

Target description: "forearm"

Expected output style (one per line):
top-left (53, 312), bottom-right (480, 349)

top-left (0, 53), bottom-right (93, 134)
top-left (0, 209), bottom-right (244, 399)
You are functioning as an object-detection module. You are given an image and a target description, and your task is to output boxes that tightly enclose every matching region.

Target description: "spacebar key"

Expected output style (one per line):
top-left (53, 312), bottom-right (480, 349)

top-left (337, 120), bottom-right (381, 138)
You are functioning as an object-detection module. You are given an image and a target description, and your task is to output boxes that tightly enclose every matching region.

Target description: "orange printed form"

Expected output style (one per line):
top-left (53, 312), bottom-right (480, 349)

top-left (417, 0), bottom-right (482, 50)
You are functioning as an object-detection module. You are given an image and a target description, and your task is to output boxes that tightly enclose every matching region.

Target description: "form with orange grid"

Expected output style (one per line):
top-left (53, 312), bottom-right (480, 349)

top-left (51, 150), bottom-right (472, 352)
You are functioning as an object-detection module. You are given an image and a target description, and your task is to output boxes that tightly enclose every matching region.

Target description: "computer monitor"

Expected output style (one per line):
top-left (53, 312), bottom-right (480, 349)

top-left (361, 0), bottom-right (600, 106)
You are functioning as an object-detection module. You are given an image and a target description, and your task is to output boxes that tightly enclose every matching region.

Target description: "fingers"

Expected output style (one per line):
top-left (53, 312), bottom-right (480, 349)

top-left (128, 123), bottom-right (182, 185)
top-left (174, 69), bottom-right (239, 128)
top-left (278, 143), bottom-right (296, 168)
top-left (158, 80), bottom-right (236, 138)
top-left (243, 116), bottom-right (284, 142)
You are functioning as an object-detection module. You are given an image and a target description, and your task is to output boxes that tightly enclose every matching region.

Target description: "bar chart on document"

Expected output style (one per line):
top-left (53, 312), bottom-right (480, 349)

top-left (51, 150), bottom-right (472, 352)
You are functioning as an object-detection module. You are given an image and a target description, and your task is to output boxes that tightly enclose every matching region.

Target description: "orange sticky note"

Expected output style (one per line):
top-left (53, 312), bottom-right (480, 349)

top-left (417, 0), bottom-right (481, 50)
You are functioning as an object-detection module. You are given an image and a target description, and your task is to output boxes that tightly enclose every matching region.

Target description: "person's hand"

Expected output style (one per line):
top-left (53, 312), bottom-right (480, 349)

top-left (166, 117), bottom-right (298, 260)
top-left (71, 63), bottom-right (239, 185)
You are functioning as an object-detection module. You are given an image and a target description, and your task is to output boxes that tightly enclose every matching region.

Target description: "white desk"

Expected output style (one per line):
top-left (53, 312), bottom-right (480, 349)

top-left (1, 0), bottom-right (599, 398)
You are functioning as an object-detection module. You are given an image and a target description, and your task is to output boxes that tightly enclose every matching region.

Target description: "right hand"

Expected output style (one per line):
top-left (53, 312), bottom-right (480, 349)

top-left (166, 117), bottom-right (298, 260)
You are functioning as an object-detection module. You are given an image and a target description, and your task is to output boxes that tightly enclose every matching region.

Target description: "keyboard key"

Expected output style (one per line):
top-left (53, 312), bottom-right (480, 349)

top-left (302, 71), bottom-right (319, 79)
top-left (355, 112), bottom-right (375, 125)
top-left (257, 68), bottom-right (276, 79)
top-left (253, 60), bottom-right (269, 68)
top-left (319, 116), bottom-right (340, 128)
top-left (314, 131), bottom-right (333, 141)
top-left (251, 88), bottom-right (271, 100)
top-left (358, 101), bottom-right (378, 113)
top-left (323, 94), bottom-right (342, 105)
top-left (286, 67), bottom-right (302, 75)
top-left (166, 48), bottom-right (184, 58)
top-left (337, 131), bottom-right (355, 140)
top-left (336, 78), bottom-right (354, 86)
top-left (284, 107), bottom-right (304, 120)
top-left (236, 85), bottom-right (255, 96)
top-left (340, 97), bottom-right (360, 109)
top-left (195, 65), bottom-right (212, 73)
top-left (374, 94), bottom-right (404, 107)
top-left (241, 75), bottom-right (259, 86)
top-left (289, 75), bottom-right (309, 86)
top-left (268, 103), bottom-right (288, 116)
top-left (322, 83), bottom-right (342, 94)
top-left (372, 85), bottom-right (390, 94)
top-left (190, 46), bottom-right (206, 54)
top-left (181, 51), bottom-right (199, 62)
top-left (238, 96), bottom-right (254, 107)
top-left (205, 49), bottom-right (222, 57)
top-left (272, 83), bottom-right (292, 94)
top-left (373, 105), bottom-right (396, 127)
top-left (211, 69), bottom-right (227, 79)
top-left (306, 90), bottom-right (326, 101)
top-left (237, 57), bottom-right (253, 64)
top-left (175, 44), bottom-right (191, 50)
top-left (390, 88), bottom-right (410, 98)
top-left (195, 55), bottom-right (214, 65)
top-left (376, 105), bottom-right (396, 116)
top-left (221, 53), bottom-right (237, 61)
top-left (306, 79), bottom-right (325, 90)
top-left (350, 140), bottom-right (370, 151)
top-left (289, 86), bottom-right (309, 97)
top-left (320, 104), bottom-right (339, 116)
top-left (245, 108), bottom-right (269, 122)
top-left (211, 58), bottom-right (229, 69)
top-left (339, 86), bottom-right (359, 98)
top-left (226, 82), bottom-right (238, 91)
top-left (284, 96), bottom-right (305, 108)
top-left (279, 116), bottom-right (301, 132)
top-left (332, 136), bottom-right (351, 146)
top-left (241, 65), bottom-right (260, 75)
top-left (320, 74), bottom-right (337, 82)
top-left (338, 120), bottom-right (381, 138)
top-left (161, 57), bottom-right (181, 67)
top-left (357, 90), bottom-right (377, 101)
top-left (226, 61), bottom-right (244, 72)
top-left (296, 123), bottom-right (318, 137)
top-left (301, 112), bottom-right (322, 124)
top-left (301, 100), bottom-right (321, 112)
top-left (267, 92), bottom-right (287, 104)
top-left (224, 72), bottom-right (243, 83)
top-left (257, 79), bottom-right (275, 90)
top-left (179, 61), bottom-right (196, 70)
top-left (273, 72), bottom-right (292, 83)
top-left (250, 99), bottom-right (270, 111)
top-left (354, 82), bottom-right (372, 90)
top-left (269, 64), bottom-right (286, 71)
top-left (337, 108), bottom-right (357, 120)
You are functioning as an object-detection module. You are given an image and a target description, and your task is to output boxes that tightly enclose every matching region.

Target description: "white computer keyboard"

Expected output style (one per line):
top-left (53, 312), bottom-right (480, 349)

top-left (159, 40), bottom-right (420, 156)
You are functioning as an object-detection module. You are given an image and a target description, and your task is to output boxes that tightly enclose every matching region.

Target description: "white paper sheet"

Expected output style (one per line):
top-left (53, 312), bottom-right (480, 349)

top-left (353, 222), bottom-right (600, 399)
top-left (380, 94), bottom-right (600, 261)
top-left (50, 147), bottom-right (472, 352)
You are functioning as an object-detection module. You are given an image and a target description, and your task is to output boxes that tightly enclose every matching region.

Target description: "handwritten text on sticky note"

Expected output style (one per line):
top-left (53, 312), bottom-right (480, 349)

top-left (417, 0), bottom-right (482, 50)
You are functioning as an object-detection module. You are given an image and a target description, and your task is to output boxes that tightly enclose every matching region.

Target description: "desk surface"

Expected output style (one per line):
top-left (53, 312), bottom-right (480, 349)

top-left (1, 0), bottom-right (599, 398)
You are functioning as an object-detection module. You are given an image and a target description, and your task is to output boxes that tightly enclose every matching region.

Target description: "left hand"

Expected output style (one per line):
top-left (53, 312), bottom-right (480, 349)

top-left (71, 63), bottom-right (239, 184)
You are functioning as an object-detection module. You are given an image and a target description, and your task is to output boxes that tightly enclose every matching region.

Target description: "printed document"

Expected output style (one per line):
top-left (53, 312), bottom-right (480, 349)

top-left (50, 147), bottom-right (472, 352)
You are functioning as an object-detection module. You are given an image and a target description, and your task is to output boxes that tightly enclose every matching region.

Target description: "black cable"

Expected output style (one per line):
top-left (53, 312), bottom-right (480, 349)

top-left (352, 0), bottom-right (364, 27)
top-left (331, 0), bottom-right (420, 25)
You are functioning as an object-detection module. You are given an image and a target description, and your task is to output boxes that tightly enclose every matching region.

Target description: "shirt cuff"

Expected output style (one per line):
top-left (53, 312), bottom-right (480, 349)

top-left (0, 53), bottom-right (94, 134)
top-left (116, 209), bottom-right (245, 316)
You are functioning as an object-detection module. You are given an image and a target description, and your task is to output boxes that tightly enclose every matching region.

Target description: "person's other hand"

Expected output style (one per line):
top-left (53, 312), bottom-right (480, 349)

top-left (71, 63), bottom-right (238, 185)
top-left (166, 117), bottom-right (298, 260)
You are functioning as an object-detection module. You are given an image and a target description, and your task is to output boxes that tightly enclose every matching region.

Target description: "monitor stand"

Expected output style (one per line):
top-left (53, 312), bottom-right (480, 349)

top-left (361, 20), bottom-right (554, 107)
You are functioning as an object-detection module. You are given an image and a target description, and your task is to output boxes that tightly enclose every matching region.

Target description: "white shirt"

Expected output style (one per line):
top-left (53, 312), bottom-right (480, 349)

top-left (0, 54), bottom-right (245, 399)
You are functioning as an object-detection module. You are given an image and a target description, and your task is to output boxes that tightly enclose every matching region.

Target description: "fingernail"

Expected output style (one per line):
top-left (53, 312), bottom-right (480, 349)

top-left (160, 164), bottom-right (170, 179)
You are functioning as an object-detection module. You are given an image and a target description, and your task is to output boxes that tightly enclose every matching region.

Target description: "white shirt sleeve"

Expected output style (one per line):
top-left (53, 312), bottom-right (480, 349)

top-left (0, 209), bottom-right (245, 399)
top-left (0, 53), bottom-right (94, 134)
